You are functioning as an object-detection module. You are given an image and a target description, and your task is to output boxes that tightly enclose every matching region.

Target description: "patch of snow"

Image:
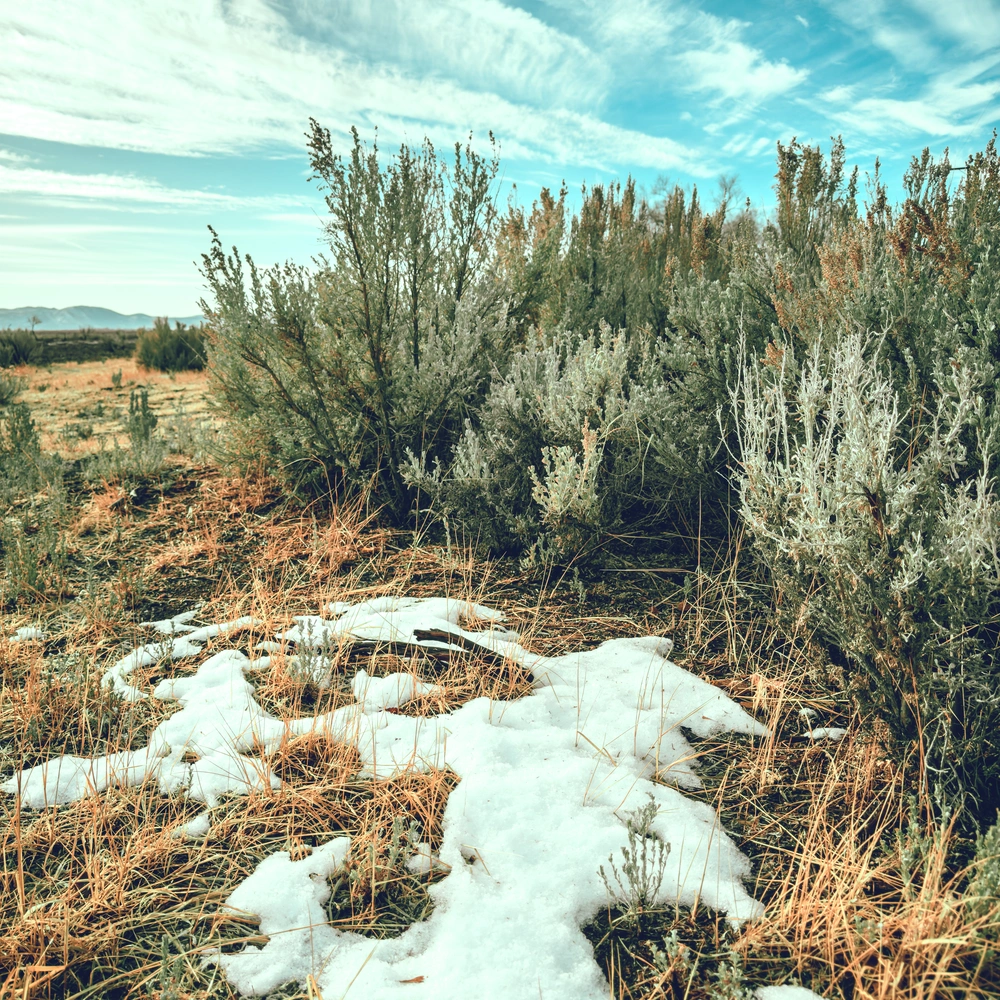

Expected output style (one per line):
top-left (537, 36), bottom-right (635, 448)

top-left (172, 809), bottom-right (212, 840)
top-left (3, 596), bottom-right (772, 999)
top-left (219, 838), bottom-right (352, 997)
top-left (406, 842), bottom-right (451, 875)
top-left (352, 670), bottom-right (439, 713)
top-left (185, 616), bottom-right (262, 644)
top-left (10, 626), bottom-right (46, 642)
top-left (807, 727), bottom-right (847, 742)
top-left (797, 707), bottom-right (818, 722)
top-left (757, 987), bottom-right (825, 1000)
top-left (252, 641), bottom-right (283, 653)
top-left (100, 616), bottom-right (261, 701)
top-left (140, 609), bottom-right (200, 635)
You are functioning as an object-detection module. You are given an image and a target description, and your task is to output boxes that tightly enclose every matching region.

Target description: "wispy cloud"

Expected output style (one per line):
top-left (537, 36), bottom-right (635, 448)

top-left (546, 0), bottom-right (807, 107)
top-left (0, 0), bottom-right (704, 174)
top-left (0, 162), bottom-right (307, 213)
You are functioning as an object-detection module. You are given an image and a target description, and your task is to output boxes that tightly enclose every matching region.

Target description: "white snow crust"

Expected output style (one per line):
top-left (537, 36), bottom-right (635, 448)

top-left (757, 987), bottom-right (825, 1000)
top-left (807, 727), bottom-right (847, 742)
top-left (10, 626), bottom-right (46, 642)
top-left (2, 596), bottom-right (773, 999)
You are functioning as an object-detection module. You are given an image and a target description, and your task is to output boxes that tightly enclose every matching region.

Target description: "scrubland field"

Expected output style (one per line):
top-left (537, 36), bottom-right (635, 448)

top-left (1, 129), bottom-right (1000, 999)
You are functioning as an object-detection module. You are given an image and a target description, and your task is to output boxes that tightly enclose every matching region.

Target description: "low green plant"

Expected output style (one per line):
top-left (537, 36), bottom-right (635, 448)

top-left (0, 400), bottom-right (43, 499)
top-left (0, 508), bottom-right (67, 604)
top-left (111, 368), bottom-right (123, 389)
top-left (82, 389), bottom-right (166, 485)
top-left (598, 795), bottom-right (671, 926)
top-left (135, 317), bottom-right (205, 371)
top-left (707, 949), bottom-right (752, 1000)
top-left (127, 387), bottom-right (158, 446)
top-left (0, 371), bottom-right (25, 407)
top-left (965, 814), bottom-right (1000, 929)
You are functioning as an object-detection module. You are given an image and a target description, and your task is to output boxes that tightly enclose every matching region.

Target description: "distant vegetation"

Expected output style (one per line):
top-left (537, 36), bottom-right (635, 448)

top-left (134, 316), bottom-right (206, 372)
top-left (0, 329), bottom-right (40, 367)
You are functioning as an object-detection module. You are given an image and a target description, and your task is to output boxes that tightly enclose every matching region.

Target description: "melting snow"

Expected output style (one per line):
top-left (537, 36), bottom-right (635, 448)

top-left (9, 626), bottom-right (46, 642)
top-left (806, 727), bottom-right (847, 742)
top-left (757, 987), bottom-right (825, 1000)
top-left (2, 596), bottom-right (774, 999)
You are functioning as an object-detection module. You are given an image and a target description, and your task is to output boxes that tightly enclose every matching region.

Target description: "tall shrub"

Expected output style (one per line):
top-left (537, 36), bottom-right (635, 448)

top-left (733, 332), bottom-right (1000, 817)
top-left (201, 125), bottom-right (505, 514)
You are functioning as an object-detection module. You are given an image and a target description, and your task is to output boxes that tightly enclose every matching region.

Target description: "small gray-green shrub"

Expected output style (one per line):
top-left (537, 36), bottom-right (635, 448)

top-left (0, 511), bottom-right (67, 604)
top-left (0, 371), bottom-right (25, 407)
top-left (965, 814), bottom-right (1000, 928)
top-left (0, 401), bottom-right (43, 499)
top-left (82, 388), bottom-right (166, 485)
top-left (598, 796), bottom-right (671, 926)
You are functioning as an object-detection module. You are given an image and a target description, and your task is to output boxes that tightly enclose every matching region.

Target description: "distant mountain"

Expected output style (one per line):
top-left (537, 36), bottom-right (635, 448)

top-left (0, 306), bottom-right (204, 331)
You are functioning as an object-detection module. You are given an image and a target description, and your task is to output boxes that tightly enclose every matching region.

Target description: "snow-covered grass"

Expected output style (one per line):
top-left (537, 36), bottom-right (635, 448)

top-left (1, 467), bottom-right (998, 1000)
top-left (4, 596), bottom-right (770, 998)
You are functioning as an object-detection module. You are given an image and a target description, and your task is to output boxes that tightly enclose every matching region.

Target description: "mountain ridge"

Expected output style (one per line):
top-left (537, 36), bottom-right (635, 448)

top-left (0, 306), bottom-right (204, 332)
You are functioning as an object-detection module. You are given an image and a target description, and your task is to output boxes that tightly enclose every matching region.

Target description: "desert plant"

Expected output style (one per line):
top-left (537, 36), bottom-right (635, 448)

top-left (135, 317), bottom-right (205, 371)
top-left (598, 796), bottom-right (671, 926)
top-left (201, 124), bottom-right (505, 515)
top-left (0, 400), bottom-right (42, 499)
top-left (964, 814), bottom-right (1000, 931)
top-left (0, 329), bottom-right (40, 367)
top-left (733, 330), bottom-right (1000, 818)
top-left (0, 512), bottom-right (67, 604)
top-left (0, 371), bottom-right (25, 407)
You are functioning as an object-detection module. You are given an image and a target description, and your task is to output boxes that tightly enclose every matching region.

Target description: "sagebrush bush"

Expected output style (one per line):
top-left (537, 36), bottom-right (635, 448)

top-left (82, 388), bottom-right (167, 486)
top-left (729, 137), bottom-right (1000, 819)
top-left (0, 400), bottom-right (43, 500)
top-left (405, 321), bottom-right (731, 559)
top-left (135, 317), bottom-right (205, 371)
top-left (0, 329), bottom-right (40, 368)
top-left (201, 124), bottom-right (505, 515)
top-left (733, 332), bottom-right (1000, 817)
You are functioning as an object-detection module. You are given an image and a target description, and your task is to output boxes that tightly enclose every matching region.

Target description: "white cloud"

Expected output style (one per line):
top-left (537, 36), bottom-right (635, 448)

top-left (906, 0), bottom-right (1000, 54)
top-left (833, 93), bottom-right (996, 137)
top-left (679, 31), bottom-right (807, 102)
top-left (723, 133), bottom-right (773, 158)
top-left (542, 0), bottom-right (808, 105)
top-left (0, 162), bottom-right (307, 213)
top-left (825, 58), bottom-right (1000, 137)
top-left (819, 85), bottom-right (856, 103)
top-left (796, 15), bottom-right (810, 27)
top-left (292, 0), bottom-right (609, 107)
top-left (0, 0), bottom-right (704, 174)
top-left (825, 0), bottom-right (1000, 66)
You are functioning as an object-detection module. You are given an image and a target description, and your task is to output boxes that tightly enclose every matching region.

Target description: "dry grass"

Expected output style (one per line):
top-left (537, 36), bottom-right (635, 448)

top-left (1, 365), bottom-right (999, 999)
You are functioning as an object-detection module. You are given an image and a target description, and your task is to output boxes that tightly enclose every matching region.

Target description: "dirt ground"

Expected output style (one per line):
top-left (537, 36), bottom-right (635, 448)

top-left (13, 358), bottom-right (217, 457)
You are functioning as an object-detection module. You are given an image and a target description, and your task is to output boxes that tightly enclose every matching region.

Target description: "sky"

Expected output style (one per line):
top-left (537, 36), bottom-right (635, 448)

top-left (0, 0), bottom-right (997, 316)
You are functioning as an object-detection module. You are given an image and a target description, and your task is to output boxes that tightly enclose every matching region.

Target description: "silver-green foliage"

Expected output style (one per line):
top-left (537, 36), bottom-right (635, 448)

top-left (82, 388), bottom-right (167, 485)
top-left (733, 331), bottom-right (1000, 811)
top-left (598, 796), bottom-right (671, 926)
top-left (965, 815), bottom-right (1000, 929)
top-left (201, 125), bottom-right (504, 516)
top-left (405, 321), bottom-right (725, 559)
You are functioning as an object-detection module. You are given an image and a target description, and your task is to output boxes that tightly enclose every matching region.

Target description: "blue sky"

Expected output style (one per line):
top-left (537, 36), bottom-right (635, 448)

top-left (1, 0), bottom-right (997, 316)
